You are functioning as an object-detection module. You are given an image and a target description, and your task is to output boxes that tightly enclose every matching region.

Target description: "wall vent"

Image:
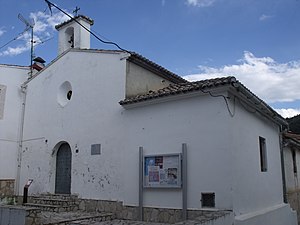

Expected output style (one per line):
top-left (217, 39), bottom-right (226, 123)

top-left (201, 192), bottom-right (215, 208)
top-left (91, 144), bottom-right (101, 155)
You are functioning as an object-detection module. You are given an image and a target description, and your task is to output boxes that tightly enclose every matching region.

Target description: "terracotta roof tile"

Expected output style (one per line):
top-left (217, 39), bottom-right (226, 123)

top-left (119, 76), bottom-right (236, 105)
top-left (128, 52), bottom-right (187, 83)
top-left (284, 132), bottom-right (300, 142)
top-left (283, 132), bottom-right (300, 149)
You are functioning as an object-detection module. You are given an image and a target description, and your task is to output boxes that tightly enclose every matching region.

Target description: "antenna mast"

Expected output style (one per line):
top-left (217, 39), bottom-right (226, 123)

top-left (18, 13), bottom-right (35, 78)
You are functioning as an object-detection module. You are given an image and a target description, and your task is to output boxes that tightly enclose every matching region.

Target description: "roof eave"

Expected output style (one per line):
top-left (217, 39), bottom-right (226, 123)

top-left (229, 83), bottom-right (287, 127)
top-left (120, 86), bottom-right (229, 109)
top-left (55, 15), bottom-right (94, 30)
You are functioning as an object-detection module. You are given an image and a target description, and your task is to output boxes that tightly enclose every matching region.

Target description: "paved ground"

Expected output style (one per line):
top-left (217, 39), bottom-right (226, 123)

top-left (70, 219), bottom-right (170, 225)
top-left (40, 211), bottom-right (172, 225)
top-left (40, 210), bottom-right (228, 225)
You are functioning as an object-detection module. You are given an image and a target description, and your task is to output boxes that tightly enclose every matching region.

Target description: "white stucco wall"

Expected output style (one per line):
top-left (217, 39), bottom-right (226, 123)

top-left (231, 98), bottom-right (286, 216)
top-left (121, 93), bottom-right (234, 209)
top-left (21, 50), bottom-right (234, 209)
top-left (125, 61), bottom-right (173, 98)
top-left (19, 50), bottom-right (296, 224)
top-left (0, 65), bottom-right (28, 179)
top-left (20, 50), bottom-right (127, 199)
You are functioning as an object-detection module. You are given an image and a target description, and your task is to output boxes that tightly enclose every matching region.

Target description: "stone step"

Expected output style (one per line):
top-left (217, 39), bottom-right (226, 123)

top-left (24, 203), bottom-right (78, 213)
top-left (37, 193), bottom-right (79, 201)
top-left (31, 198), bottom-right (78, 207)
top-left (40, 211), bottom-right (114, 225)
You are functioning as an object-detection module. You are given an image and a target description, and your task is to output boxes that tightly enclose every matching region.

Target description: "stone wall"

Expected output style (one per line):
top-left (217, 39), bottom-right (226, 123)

top-left (0, 179), bottom-right (15, 205)
top-left (0, 179), bottom-right (14, 197)
top-left (25, 208), bottom-right (41, 225)
top-left (78, 198), bottom-right (231, 223)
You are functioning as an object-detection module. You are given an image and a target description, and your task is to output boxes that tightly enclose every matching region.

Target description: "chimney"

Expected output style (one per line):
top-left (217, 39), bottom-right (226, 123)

top-left (32, 57), bottom-right (46, 72)
top-left (55, 15), bottom-right (94, 55)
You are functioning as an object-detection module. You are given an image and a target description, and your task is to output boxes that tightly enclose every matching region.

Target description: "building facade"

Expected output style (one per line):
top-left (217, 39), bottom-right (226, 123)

top-left (0, 15), bottom-right (297, 225)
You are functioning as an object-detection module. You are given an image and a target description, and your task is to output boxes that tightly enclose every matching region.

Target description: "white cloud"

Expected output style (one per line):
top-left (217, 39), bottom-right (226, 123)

top-left (184, 52), bottom-right (300, 117)
top-left (275, 108), bottom-right (300, 118)
top-left (29, 11), bottom-right (71, 32)
top-left (259, 14), bottom-right (273, 21)
top-left (0, 10), bottom-right (70, 57)
top-left (1, 45), bottom-right (29, 56)
top-left (186, 0), bottom-right (215, 7)
top-left (0, 27), bottom-right (5, 37)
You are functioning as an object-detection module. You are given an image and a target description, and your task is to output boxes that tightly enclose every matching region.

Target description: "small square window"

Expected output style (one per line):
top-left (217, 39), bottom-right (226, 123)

top-left (259, 137), bottom-right (267, 172)
top-left (201, 193), bottom-right (215, 208)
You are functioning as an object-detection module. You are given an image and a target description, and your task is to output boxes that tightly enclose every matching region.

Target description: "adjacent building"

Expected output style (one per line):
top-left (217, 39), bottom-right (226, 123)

top-left (283, 131), bottom-right (300, 222)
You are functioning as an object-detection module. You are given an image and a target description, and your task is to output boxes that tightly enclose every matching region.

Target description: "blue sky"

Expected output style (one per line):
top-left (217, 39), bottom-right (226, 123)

top-left (0, 0), bottom-right (300, 117)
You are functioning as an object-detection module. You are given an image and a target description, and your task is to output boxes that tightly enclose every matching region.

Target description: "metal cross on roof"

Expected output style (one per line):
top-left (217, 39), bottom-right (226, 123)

top-left (73, 6), bottom-right (80, 16)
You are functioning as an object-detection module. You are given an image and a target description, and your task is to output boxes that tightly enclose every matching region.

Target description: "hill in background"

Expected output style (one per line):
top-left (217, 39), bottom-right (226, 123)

top-left (287, 114), bottom-right (300, 134)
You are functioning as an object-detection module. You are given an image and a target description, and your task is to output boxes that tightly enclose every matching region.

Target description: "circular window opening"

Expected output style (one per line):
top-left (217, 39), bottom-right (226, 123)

top-left (57, 81), bottom-right (72, 107)
top-left (67, 90), bottom-right (72, 100)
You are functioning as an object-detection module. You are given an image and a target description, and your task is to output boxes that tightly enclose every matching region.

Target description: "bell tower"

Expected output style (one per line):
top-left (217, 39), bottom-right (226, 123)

top-left (55, 15), bottom-right (94, 55)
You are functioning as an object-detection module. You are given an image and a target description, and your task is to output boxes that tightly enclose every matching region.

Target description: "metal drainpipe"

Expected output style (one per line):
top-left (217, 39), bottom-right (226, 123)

top-left (279, 126), bottom-right (288, 203)
top-left (15, 84), bottom-right (27, 196)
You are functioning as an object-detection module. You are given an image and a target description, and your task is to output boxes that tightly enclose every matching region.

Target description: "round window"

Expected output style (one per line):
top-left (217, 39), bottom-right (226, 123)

top-left (57, 81), bottom-right (72, 107)
top-left (67, 90), bottom-right (72, 100)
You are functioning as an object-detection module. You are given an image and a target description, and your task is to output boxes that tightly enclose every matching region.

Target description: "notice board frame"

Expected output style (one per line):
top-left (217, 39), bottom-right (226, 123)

top-left (143, 153), bottom-right (182, 189)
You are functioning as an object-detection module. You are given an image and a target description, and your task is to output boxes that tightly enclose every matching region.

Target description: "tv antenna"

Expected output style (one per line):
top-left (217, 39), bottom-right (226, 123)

top-left (18, 13), bottom-right (35, 77)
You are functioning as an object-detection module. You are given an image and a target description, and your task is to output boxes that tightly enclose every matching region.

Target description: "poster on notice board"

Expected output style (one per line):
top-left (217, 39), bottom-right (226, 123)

top-left (144, 154), bottom-right (182, 188)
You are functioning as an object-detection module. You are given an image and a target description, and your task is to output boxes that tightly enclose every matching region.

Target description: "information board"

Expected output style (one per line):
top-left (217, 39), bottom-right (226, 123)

top-left (143, 153), bottom-right (182, 188)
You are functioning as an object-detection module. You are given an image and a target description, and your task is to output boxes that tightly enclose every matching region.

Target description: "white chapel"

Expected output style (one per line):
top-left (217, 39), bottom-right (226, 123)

top-left (0, 15), bottom-right (297, 225)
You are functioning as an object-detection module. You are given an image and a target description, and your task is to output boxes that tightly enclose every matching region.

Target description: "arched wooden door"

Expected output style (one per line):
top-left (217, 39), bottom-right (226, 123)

top-left (55, 143), bottom-right (72, 194)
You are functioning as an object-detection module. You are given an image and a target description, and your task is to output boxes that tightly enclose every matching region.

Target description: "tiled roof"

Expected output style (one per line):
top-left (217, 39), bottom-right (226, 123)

top-left (284, 132), bottom-right (300, 142)
top-left (119, 76), bottom-right (287, 126)
top-left (128, 52), bottom-right (187, 83)
top-left (119, 76), bottom-right (236, 105)
top-left (0, 64), bottom-right (29, 69)
top-left (283, 132), bottom-right (300, 149)
top-left (55, 15), bottom-right (94, 30)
